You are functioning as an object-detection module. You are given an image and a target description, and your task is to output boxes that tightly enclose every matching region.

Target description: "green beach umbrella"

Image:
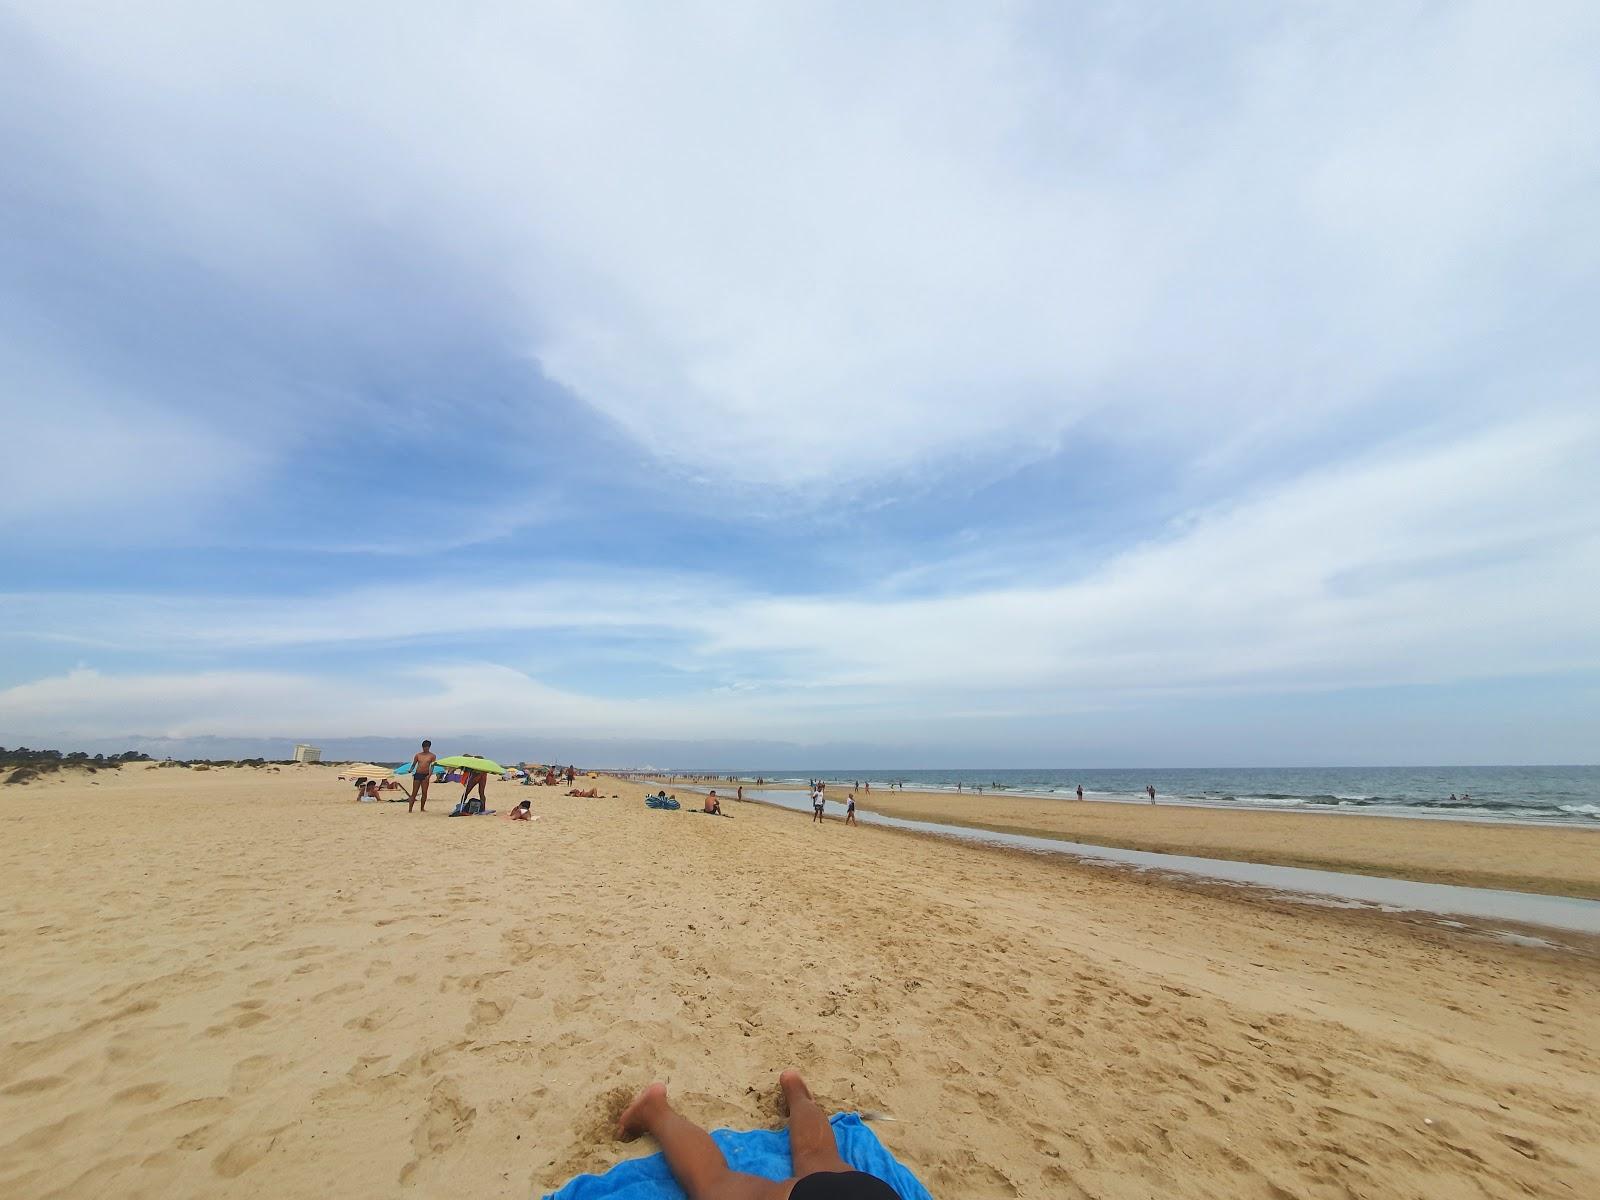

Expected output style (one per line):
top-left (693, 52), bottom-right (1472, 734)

top-left (436, 755), bottom-right (509, 775)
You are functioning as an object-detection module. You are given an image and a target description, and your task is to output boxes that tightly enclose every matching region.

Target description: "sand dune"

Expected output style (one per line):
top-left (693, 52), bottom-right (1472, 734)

top-left (2, 764), bottom-right (1597, 1198)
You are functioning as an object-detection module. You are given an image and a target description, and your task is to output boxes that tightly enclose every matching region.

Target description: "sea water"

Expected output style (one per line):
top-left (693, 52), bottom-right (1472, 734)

top-left (716, 765), bottom-right (1600, 826)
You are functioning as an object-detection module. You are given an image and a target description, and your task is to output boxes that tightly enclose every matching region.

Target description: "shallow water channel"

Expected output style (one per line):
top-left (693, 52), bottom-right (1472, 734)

top-left (700, 787), bottom-right (1600, 939)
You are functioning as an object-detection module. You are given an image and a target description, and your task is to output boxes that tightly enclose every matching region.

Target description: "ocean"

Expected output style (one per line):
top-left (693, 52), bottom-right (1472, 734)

top-left (723, 765), bottom-right (1600, 826)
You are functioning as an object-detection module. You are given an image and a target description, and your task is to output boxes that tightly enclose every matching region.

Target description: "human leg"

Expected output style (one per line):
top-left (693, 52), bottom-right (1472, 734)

top-left (779, 1070), bottom-right (849, 1178)
top-left (617, 1084), bottom-right (790, 1200)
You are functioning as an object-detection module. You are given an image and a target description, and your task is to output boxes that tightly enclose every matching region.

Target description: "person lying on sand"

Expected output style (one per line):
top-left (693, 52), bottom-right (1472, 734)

top-left (617, 1070), bottom-right (899, 1200)
top-left (566, 787), bottom-right (599, 798)
top-left (705, 790), bottom-right (722, 815)
top-left (505, 799), bottom-right (533, 821)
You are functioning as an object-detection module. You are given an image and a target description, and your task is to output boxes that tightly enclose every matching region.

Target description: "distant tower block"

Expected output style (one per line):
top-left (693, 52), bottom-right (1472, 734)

top-left (292, 743), bottom-right (323, 763)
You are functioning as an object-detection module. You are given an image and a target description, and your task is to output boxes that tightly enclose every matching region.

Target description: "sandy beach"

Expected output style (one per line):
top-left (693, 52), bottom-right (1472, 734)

top-left (3, 764), bottom-right (1598, 1199)
top-left (813, 786), bottom-right (1600, 899)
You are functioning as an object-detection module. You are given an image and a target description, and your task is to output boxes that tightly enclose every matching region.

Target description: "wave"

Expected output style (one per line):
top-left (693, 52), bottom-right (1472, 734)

top-left (1188, 793), bottom-right (1585, 818)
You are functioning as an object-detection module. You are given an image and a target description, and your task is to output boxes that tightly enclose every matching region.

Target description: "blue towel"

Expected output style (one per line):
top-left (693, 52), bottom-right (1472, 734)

top-left (544, 1113), bottom-right (929, 1200)
top-left (645, 796), bottom-right (680, 810)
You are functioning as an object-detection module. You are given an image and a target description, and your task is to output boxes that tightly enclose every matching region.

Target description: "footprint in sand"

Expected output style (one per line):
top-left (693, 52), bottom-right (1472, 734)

top-left (205, 1008), bottom-right (270, 1037)
top-left (467, 998), bottom-right (507, 1033)
top-left (0, 1074), bottom-right (69, 1096)
top-left (112, 1081), bottom-right (168, 1105)
top-left (128, 1095), bottom-right (231, 1133)
top-left (346, 1009), bottom-right (397, 1032)
top-left (398, 1077), bottom-right (476, 1184)
top-left (228, 1054), bottom-right (278, 1092)
top-left (212, 1125), bottom-right (288, 1178)
top-left (312, 981), bottom-right (364, 1003)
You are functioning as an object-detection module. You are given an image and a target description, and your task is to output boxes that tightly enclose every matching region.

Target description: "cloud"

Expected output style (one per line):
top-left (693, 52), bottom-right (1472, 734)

top-left (8, 2), bottom-right (1597, 500)
top-left (5, 410), bottom-right (1596, 741)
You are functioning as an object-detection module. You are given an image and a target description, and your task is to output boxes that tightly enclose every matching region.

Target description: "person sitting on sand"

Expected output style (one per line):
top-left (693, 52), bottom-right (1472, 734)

top-left (617, 1070), bottom-right (900, 1200)
top-left (705, 791), bottom-right (722, 815)
top-left (362, 780), bottom-right (381, 801)
top-left (505, 799), bottom-right (533, 821)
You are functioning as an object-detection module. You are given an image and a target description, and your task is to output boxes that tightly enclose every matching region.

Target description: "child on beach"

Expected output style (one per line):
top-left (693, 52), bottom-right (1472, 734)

top-left (617, 1070), bottom-right (900, 1200)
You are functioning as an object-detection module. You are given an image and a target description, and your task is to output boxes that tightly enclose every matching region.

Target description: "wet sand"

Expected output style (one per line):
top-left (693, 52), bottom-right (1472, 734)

top-left (2, 764), bottom-right (1597, 1199)
top-left (800, 786), bottom-right (1600, 899)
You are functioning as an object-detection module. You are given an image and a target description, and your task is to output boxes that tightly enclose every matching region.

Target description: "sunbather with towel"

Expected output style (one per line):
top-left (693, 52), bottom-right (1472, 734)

top-left (617, 1070), bottom-right (899, 1199)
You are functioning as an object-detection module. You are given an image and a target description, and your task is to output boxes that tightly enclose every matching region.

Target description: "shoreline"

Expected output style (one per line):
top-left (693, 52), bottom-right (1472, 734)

top-left (656, 775), bottom-right (1599, 828)
top-left (643, 777), bottom-right (1600, 899)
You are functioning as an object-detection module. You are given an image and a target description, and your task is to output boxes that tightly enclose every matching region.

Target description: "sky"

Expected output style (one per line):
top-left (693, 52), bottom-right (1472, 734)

top-left (3, 2), bottom-right (1599, 767)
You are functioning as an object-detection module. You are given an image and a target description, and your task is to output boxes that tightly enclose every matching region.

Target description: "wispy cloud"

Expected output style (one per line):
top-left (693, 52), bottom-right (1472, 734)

top-left (8, 2), bottom-right (1598, 507)
top-left (6, 413), bottom-right (1596, 739)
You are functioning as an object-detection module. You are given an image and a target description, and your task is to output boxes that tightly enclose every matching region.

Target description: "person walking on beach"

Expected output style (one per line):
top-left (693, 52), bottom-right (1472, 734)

top-left (811, 789), bottom-right (825, 824)
top-left (1146, 784), bottom-right (1157, 805)
top-left (407, 740), bottom-right (437, 813)
top-left (845, 793), bottom-right (857, 826)
top-left (617, 1070), bottom-right (900, 1200)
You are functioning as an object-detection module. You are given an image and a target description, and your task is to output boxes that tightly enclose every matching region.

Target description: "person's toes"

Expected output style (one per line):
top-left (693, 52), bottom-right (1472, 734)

top-left (778, 1069), bottom-right (812, 1107)
top-left (617, 1082), bottom-right (667, 1141)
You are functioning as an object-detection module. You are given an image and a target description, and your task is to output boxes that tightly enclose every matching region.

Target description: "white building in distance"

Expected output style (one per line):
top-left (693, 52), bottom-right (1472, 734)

top-left (292, 743), bottom-right (322, 763)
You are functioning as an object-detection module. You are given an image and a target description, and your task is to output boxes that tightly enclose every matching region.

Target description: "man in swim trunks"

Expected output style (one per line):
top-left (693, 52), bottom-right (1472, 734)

top-left (618, 1069), bottom-right (902, 1199)
top-left (811, 789), bottom-right (825, 823)
top-left (408, 740), bottom-right (437, 812)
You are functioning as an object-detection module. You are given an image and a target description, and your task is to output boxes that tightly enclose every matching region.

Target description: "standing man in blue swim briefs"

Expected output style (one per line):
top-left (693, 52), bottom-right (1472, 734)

top-left (408, 740), bottom-right (437, 813)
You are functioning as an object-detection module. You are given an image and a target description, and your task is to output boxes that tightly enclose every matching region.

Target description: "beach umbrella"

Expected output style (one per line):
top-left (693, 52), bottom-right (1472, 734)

top-left (435, 755), bottom-right (508, 775)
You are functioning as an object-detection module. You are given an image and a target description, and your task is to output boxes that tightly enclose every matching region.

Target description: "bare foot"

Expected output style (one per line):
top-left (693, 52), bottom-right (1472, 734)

top-left (617, 1082), bottom-right (668, 1141)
